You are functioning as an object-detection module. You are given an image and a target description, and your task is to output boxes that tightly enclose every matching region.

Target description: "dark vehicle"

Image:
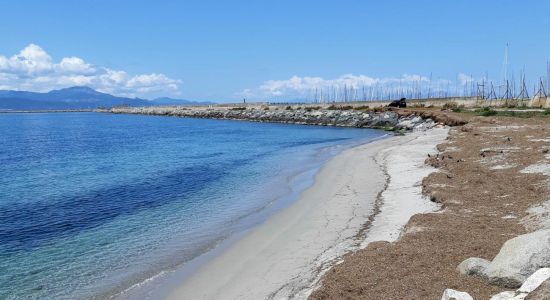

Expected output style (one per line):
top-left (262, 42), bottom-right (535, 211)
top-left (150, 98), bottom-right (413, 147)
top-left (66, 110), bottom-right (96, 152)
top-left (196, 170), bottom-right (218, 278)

top-left (388, 98), bottom-right (407, 108)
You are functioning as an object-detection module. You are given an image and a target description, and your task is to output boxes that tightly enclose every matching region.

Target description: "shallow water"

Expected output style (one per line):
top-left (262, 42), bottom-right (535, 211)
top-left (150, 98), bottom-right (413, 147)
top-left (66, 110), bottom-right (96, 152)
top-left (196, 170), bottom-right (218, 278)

top-left (0, 112), bottom-right (385, 299)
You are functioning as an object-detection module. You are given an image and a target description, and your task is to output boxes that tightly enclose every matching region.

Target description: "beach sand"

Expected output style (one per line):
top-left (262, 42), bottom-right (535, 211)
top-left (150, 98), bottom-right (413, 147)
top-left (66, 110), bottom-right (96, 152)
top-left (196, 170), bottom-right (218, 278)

top-left (166, 127), bottom-right (449, 300)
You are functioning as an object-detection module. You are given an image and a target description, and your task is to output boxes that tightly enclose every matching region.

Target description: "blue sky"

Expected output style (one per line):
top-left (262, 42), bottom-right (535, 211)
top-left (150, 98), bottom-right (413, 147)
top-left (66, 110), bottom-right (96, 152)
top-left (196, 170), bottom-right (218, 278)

top-left (0, 0), bottom-right (549, 101)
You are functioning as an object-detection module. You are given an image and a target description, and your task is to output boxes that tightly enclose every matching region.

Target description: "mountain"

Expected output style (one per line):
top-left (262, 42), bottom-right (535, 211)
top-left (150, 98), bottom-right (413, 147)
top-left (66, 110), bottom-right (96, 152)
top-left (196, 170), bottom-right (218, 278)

top-left (151, 97), bottom-right (214, 105)
top-left (0, 87), bottom-right (217, 110)
top-left (0, 87), bottom-right (151, 110)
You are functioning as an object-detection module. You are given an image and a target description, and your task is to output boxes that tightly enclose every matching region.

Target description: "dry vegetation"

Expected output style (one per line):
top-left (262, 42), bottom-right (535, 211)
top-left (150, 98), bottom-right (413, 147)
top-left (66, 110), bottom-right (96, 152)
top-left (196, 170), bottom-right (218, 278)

top-left (310, 112), bottom-right (550, 299)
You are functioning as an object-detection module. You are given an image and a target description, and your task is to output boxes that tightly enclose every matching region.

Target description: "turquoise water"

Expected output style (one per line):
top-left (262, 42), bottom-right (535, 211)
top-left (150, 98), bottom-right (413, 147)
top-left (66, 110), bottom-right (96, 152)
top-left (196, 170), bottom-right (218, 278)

top-left (0, 112), bottom-right (385, 299)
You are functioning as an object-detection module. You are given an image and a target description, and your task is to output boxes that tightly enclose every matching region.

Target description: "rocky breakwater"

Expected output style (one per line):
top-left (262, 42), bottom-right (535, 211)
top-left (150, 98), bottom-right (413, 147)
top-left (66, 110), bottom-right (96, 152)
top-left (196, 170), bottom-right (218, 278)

top-left (109, 106), bottom-right (440, 131)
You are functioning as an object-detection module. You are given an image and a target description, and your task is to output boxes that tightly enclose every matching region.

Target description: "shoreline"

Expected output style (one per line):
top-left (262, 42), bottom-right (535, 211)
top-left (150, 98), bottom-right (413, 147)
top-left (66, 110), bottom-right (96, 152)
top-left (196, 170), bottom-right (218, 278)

top-left (114, 131), bottom-right (389, 300)
top-left (155, 127), bottom-right (448, 299)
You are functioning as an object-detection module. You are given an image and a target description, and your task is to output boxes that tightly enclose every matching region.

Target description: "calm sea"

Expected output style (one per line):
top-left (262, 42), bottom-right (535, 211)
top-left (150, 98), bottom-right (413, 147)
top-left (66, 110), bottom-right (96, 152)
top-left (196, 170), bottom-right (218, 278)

top-left (0, 112), bottom-right (385, 299)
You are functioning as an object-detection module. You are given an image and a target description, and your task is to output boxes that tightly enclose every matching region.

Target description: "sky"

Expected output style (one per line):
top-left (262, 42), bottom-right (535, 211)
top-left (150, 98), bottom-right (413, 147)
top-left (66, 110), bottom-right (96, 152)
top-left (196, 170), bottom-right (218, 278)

top-left (0, 0), bottom-right (549, 101)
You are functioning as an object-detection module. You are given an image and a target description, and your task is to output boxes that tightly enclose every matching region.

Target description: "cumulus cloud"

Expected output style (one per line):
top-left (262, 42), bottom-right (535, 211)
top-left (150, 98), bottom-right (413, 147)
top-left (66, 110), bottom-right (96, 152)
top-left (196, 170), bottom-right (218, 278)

top-left (457, 73), bottom-right (475, 85)
top-left (238, 71), bottom-right (494, 102)
top-left (239, 73), bottom-right (442, 101)
top-left (0, 44), bottom-right (181, 98)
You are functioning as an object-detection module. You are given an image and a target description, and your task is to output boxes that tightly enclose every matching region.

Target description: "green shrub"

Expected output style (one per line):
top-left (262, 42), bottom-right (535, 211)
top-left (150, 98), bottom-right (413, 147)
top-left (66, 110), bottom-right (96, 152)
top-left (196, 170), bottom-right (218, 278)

top-left (478, 107), bottom-right (498, 116)
top-left (451, 107), bottom-right (464, 113)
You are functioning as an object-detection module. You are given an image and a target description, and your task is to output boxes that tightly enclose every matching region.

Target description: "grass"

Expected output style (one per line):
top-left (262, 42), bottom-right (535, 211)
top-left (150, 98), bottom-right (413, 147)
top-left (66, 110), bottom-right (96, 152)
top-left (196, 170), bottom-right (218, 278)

top-left (451, 107), bottom-right (464, 113)
top-left (477, 107), bottom-right (498, 117)
top-left (458, 106), bottom-right (550, 118)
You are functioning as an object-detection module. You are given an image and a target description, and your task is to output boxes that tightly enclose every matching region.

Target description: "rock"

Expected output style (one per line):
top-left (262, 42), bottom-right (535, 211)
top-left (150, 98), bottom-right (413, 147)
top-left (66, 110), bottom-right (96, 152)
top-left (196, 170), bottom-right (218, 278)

top-left (489, 268), bottom-right (550, 300)
top-left (489, 291), bottom-right (520, 300)
top-left (525, 278), bottom-right (550, 300)
top-left (441, 288), bottom-right (474, 300)
top-left (109, 106), bottom-right (443, 132)
top-left (457, 257), bottom-right (490, 279)
top-left (486, 230), bottom-right (550, 288)
top-left (518, 268), bottom-right (550, 294)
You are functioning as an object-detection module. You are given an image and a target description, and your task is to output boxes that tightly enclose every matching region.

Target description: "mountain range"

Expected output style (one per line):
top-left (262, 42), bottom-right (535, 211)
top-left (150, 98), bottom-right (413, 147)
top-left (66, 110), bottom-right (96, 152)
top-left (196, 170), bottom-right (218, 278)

top-left (0, 86), bottom-right (214, 110)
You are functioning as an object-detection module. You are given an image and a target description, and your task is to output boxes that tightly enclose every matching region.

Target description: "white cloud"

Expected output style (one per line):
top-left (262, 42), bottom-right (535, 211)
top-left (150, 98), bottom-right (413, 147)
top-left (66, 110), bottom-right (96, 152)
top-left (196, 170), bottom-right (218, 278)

top-left (458, 73), bottom-right (474, 86)
top-left (240, 73), bottom-right (440, 100)
top-left (0, 44), bottom-right (181, 98)
top-left (0, 44), bottom-right (53, 76)
top-left (56, 57), bottom-right (96, 75)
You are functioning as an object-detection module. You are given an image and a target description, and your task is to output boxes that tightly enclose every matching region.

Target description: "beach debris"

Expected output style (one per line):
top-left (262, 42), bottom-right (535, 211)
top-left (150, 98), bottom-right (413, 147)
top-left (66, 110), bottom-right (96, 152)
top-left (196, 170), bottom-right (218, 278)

top-left (441, 288), bottom-right (474, 300)
top-left (459, 229), bottom-right (550, 288)
top-left (489, 268), bottom-right (550, 300)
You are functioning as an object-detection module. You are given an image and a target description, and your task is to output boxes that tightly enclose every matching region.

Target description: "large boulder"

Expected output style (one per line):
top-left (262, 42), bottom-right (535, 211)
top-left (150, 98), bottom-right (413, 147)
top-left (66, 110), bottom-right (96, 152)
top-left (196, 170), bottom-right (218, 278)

top-left (458, 230), bottom-right (550, 288)
top-left (486, 230), bottom-right (550, 288)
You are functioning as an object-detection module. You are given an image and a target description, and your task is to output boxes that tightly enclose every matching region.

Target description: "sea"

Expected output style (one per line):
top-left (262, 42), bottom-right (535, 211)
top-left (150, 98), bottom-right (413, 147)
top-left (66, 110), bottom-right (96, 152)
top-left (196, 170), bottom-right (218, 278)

top-left (0, 112), bottom-right (386, 299)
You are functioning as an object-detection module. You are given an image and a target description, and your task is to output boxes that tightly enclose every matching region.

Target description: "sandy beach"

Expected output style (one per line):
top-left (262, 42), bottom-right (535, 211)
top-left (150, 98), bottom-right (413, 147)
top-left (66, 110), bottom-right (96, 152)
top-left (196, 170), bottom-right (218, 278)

top-left (164, 127), bottom-right (449, 299)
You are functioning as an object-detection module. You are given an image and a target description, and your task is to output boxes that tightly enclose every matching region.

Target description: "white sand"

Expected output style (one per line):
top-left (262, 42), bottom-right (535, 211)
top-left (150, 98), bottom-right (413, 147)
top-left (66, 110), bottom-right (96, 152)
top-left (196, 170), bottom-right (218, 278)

top-left (167, 128), bottom-right (449, 300)
top-left (361, 128), bottom-right (448, 245)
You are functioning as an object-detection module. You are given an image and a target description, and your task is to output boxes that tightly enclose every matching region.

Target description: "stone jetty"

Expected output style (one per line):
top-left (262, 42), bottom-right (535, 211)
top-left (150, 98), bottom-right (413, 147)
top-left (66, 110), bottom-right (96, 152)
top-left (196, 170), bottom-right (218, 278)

top-left (108, 105), bottom-right (443, 131)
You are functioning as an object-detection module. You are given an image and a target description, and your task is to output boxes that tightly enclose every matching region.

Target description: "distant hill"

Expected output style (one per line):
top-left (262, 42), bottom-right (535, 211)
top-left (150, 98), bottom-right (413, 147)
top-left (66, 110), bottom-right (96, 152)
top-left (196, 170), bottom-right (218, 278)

top-left (0, 86), bottom-right (214, 110)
